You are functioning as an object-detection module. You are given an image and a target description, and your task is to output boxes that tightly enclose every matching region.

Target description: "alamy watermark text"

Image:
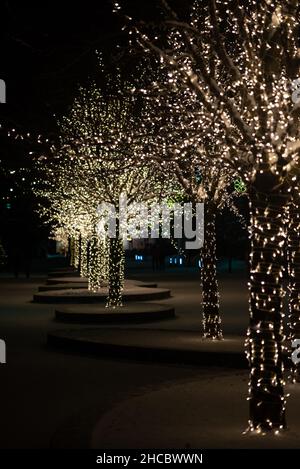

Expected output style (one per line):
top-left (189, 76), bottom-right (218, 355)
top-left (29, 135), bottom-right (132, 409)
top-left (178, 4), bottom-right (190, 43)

top-left (97, 194), bottom-right (204, 249)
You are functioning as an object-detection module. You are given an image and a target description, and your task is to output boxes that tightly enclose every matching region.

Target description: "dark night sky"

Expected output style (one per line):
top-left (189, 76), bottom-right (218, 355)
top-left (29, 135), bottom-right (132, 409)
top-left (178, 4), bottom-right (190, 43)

top-left (0, 0), bottom-right (153, 187)
top-left (0, 0), bottom-right (170, 244)
top-left (0, 0), bottom-right (133, 247)
top-left (0, 0), bottom-right (194, 142)
top-left (0, 0), bottom-right (189, 132)
top-left (0, 0), bottom-right (126, 132)
top-left (0, 0), bottom-right (247, 261)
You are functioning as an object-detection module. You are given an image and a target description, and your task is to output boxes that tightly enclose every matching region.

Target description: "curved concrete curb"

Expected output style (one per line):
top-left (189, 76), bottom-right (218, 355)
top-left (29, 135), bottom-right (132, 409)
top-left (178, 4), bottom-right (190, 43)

top-left (39, 283), bottom-right (88, 292)
top-left (55, 303), bottom-right (175, 323)
top-left (48, 270), bottom-right (80, 278)
top-left (40, 280), bottom-right (158, 292)
top-left (47, 329), bottom-right (246, 368)
top-left (46, 277), bottom-right (157, 288)
top-left (34, 287), bottom-right (171, 304)
top-left (47, 277), bottom-right (89, 285)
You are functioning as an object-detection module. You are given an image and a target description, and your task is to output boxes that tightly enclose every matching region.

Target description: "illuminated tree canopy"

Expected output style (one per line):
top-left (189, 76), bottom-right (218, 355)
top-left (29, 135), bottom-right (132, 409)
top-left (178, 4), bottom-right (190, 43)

top-left (35, 79), bottom-right (177, 306)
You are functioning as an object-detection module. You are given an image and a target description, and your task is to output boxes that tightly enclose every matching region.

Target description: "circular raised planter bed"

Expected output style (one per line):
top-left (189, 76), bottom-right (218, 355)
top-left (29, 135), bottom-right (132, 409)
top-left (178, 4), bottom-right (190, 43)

top-left (54, 302), bottom-right (175, 323)
top-left (33, 282), bottom-right (170, 304)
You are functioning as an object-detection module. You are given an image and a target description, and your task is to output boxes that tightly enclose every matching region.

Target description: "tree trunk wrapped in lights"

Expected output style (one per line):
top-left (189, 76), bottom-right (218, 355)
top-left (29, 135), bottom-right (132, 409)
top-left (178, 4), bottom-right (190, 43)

top-left (73, 234), bottom-right (80, 270)
top-left (88, 235), bottom-right (102, 292)
top-left (78, 233), bottom-right (82, 273)
top-left (107, 220), bottom-right (125, 307)
top-left (70, 236), bottom-right (75, 267)
top-left (246, 188), bottom-right (289, 431)
top-left (99, 239), bottom-right (109, 282)
top-left (202, 204), bottom-right (222, 339)
top-left (80, 236), bottom-right (89, 279)
top-left (287, 198), bottom-right (300, 382)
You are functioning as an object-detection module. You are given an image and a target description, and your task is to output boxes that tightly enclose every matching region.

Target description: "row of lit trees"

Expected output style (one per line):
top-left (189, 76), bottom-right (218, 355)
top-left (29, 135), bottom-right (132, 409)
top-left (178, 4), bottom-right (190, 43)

top-left (36, 69), bottom-right (244, 329)
top-left (3, 0), bottom-right (298, 437)
top-left (35, 79), bottom-right (175, 306)
top-left (113, 0), bottom-right (300, 432)
top-left (32, 0), bottom-right (300, 431)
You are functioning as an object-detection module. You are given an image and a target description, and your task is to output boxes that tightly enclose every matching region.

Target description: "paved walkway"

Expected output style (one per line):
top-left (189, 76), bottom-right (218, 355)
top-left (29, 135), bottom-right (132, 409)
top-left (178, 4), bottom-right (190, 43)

top-left (91, 373), bottom-right (300, 449)
top-left (0, 268), bottom-right (254, 448)
top-left (0, 277), bottom-right (211, 448)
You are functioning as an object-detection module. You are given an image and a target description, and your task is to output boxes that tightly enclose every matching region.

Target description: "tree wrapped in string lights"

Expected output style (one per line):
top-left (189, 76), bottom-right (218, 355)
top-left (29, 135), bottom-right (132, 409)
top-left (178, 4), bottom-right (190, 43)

top-left (139, 70), bottom-right (245, 340)
top-left (34, 149), bottom-right (108, 292)
top-left (57, 81), bottom-right (171, 307)
top-left (116, 0), bottom-right (300, 431)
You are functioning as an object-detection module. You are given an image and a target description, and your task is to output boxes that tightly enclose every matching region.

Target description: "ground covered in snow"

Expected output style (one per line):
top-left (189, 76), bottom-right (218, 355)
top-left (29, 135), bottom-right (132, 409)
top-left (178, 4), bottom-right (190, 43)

top-left (91, 373), bottom-right (300, 449)
top-left (1, 266), bottom-right (296, 449)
